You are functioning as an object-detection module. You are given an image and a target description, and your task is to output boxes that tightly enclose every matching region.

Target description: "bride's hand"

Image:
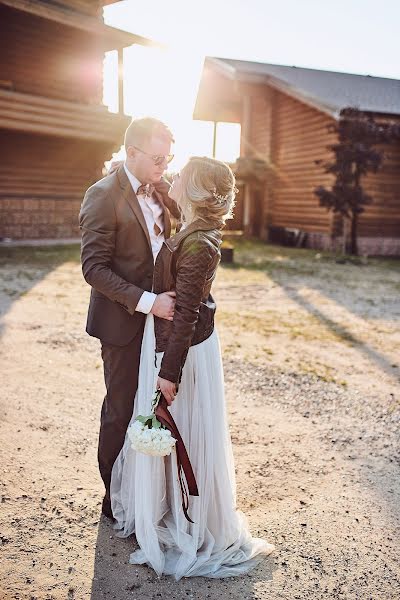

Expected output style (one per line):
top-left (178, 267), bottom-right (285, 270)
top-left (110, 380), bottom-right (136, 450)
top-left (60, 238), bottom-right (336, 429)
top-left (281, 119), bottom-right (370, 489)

top-left (104, 160), bottom-right (123, 176)
top-left (157, 377), bottom-right (177, 405)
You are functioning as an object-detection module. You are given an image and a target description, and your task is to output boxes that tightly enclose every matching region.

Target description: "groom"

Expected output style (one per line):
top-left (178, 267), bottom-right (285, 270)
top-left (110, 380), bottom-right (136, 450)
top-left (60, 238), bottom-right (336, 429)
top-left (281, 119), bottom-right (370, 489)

top-left (79, 117), bottom-right (180, 520)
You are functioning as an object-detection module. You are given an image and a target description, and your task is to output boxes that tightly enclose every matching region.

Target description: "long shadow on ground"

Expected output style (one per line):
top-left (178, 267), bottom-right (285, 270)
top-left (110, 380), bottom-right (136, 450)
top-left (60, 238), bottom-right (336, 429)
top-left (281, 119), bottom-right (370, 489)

top-left (90, 515), bottom-right (275, 600)
top-left (0, 243), bottom-right (81, 339)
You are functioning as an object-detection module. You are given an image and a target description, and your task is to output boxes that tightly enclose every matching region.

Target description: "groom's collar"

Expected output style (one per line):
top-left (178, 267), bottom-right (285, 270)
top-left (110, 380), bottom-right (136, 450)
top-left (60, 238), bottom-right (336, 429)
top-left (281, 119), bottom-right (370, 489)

top-left (116, 162), bottom-right (131, 192)
top-left (123, 162), bottom-right (142, 195)
top-left (116, 163), bottom-right (172, 240)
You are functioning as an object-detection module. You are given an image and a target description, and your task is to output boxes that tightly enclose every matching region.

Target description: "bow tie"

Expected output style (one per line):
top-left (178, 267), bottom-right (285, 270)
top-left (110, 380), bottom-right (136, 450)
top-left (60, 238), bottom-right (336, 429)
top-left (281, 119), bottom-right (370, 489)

top-left (136, 183), bottom-right (155, 198)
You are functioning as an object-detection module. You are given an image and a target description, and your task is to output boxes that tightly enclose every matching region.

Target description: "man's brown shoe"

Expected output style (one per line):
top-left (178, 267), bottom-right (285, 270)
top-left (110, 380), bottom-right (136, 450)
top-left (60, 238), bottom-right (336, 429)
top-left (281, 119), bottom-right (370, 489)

top-left (101, 496), bottom-right (115, 521)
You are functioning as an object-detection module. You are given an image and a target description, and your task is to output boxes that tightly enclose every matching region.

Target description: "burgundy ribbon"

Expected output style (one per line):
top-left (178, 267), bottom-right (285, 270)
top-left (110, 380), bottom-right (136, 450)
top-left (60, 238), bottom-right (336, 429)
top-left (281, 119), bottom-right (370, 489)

top-left (155, 394), bottom-right (199, 523)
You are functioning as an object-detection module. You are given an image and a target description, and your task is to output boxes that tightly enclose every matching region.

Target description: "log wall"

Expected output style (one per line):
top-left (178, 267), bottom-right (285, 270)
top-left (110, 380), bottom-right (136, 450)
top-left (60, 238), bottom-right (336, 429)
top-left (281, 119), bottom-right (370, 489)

top-left (250, 88), bottom-right (336, 235)
top-left (0, 132), bottom-right (113, 239)
top-left (0, 2), bottom-right (131, 240)
top-left (360, 137), bottom-right (400, 237)
top-left (0, 5), bottom-right (103, 104)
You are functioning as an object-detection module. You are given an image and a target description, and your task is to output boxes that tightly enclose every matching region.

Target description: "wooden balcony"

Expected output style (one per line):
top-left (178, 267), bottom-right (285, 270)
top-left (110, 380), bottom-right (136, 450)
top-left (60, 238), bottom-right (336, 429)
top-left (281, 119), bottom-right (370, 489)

top-left (0, 88), bottom-right (130, 141)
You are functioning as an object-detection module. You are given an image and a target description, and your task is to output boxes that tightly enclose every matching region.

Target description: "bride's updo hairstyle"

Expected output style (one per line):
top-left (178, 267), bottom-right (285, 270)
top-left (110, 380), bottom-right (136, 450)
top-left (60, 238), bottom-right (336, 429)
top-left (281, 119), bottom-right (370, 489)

top-left (179, 156), bottom-right (237, 227)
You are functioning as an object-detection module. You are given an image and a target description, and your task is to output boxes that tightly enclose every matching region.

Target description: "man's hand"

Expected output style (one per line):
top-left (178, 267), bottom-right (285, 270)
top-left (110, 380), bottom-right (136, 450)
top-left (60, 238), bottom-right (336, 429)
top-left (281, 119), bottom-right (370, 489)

top-left (157, 376), bottom-right (177, 405)
top-left (151, 291), bottom-right (176, 321)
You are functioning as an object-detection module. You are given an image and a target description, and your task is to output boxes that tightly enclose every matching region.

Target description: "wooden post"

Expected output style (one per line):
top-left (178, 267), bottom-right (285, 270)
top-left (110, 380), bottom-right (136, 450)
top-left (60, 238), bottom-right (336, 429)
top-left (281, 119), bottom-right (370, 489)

top-left (118, 48), bottom-right (124, 115)
top-left (262, 87), bottom-right (274, 241)
top-left (241, 95), bottom-right (252, 157)
top-left (212, 121), bottom-right (217, 158)
top-left (243, 183), bottom-right (252, 235)
top-left (241, 95), bottom-right (252, 235)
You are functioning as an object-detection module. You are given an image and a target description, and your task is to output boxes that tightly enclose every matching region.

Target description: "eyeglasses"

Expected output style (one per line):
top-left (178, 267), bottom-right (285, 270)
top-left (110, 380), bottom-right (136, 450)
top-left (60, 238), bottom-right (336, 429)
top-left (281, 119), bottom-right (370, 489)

top-left (132, 145), bottom-right (174, 166)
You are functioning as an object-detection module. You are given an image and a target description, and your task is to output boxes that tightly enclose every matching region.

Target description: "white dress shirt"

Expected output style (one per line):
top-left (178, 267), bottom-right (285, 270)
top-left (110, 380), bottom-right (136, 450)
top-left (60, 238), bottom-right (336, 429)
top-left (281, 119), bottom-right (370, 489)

top-left (124, 163), bottom-right (165, 314)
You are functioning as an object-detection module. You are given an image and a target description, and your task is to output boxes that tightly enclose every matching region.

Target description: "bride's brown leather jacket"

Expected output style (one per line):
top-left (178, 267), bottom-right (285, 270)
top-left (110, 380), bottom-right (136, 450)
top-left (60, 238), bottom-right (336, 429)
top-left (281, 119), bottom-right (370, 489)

top-left (152, 218), bottom-right (222, 385)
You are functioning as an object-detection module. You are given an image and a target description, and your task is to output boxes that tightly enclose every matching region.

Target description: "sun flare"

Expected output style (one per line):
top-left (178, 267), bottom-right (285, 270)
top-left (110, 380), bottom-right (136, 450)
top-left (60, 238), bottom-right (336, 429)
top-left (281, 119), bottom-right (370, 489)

top-left (102, 43), bottom-right (240, 170)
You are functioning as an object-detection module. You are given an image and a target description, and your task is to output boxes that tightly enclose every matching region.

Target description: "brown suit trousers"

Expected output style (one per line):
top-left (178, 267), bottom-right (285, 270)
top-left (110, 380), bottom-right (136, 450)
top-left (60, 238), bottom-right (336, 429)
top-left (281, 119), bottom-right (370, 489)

top-left (98, 328), bottom-right (145, 498)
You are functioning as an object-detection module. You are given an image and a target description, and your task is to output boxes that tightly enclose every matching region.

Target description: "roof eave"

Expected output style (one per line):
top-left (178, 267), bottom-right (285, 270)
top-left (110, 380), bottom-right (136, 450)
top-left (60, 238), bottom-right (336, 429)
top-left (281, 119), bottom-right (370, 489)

top-left (206, 57), bottom-right (340, 120)
top-left (204, 57), bottom-right (400, 121)
top-left (263, 73), bottom-right (341, 119)
top-left (102, 25), bottom-right (160, 50)
top-left (0, 0), bottom-right (160, 49)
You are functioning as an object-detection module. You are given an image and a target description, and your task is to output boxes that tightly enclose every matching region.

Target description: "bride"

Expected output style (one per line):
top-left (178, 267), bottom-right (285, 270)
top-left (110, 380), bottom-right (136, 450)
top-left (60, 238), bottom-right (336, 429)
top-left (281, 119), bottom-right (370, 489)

top-left (110, 156), bottom-right (275, 580)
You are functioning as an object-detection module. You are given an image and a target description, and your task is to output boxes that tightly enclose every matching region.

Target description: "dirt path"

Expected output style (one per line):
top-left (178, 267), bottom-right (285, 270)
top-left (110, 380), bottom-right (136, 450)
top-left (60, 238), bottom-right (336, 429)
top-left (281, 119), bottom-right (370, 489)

top-left (0, 242), bottom-right (399, 599)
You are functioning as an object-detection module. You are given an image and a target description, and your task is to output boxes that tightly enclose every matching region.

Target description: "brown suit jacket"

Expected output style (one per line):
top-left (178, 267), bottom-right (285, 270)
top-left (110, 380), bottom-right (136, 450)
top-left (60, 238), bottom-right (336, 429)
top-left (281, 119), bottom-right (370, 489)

top-left (79, 164), bottom-right (179, 346)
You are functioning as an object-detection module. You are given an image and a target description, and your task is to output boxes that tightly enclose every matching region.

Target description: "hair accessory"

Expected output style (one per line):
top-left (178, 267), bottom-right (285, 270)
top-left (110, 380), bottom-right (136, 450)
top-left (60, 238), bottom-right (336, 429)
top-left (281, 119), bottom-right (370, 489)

top-left (211, 186), bottom-right (239, 203)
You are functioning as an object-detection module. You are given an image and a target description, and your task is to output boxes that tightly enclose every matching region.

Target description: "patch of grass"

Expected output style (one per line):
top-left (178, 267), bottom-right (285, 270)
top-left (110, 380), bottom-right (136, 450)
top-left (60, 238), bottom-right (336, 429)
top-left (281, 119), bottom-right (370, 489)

top-left (222, 236), bottom-right (400, 276)
top-left (222, 237), bottom-right (322, 274)
top-left (0, 244), bottom-right (80, 267)
top-left (216, 309), bottom-right (352, 344)
top-left (223, 235), bottom-right (319, 259)
top-left (297, 360), bottom-right (339, 383)
top-left (371, 256), bottom-right (400, 271)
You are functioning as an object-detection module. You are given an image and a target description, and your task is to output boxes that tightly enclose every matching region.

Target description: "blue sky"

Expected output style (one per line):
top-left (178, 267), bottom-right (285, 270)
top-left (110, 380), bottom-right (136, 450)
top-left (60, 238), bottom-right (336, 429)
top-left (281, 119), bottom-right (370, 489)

top-left (103, 0), bottom-right (399, 167)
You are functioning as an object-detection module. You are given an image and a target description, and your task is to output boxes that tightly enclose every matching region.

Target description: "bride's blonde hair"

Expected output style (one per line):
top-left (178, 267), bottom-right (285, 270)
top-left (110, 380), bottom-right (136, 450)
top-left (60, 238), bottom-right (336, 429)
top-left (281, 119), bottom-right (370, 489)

top-left (177, 157), bottom-right (237, 227)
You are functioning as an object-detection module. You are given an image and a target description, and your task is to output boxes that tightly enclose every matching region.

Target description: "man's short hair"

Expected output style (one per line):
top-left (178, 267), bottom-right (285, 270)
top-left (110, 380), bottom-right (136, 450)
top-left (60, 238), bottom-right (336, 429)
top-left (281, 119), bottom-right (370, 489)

top-left (124, 117), bottom-right (174, 152)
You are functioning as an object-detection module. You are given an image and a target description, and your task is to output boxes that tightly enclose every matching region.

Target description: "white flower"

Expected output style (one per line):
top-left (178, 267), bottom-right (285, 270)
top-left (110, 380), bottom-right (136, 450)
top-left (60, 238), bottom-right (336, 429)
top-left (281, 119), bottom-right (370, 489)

top-left (128, 417), bottom-right (176, 457)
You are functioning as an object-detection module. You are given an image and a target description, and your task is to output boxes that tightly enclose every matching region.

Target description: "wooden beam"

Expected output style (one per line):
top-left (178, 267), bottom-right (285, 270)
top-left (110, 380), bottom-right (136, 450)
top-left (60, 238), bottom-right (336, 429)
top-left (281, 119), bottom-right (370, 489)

top-left (0, 89), bottom-right (130, 141)
top-left (235, 81), bottom-right (266, 98)
top-left (212, 121), bottom-right (217, 158)
top-left (243, 183), bottom-right (252, 234)
top-left (118, 48), bottom-right (124, 115)
top-left (241, 95), bottom-right (252, 157)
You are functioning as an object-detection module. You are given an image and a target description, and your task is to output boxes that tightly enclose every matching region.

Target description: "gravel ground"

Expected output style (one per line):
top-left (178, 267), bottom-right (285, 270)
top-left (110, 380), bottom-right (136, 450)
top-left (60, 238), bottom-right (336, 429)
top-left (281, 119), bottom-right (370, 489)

top-left (0, 241), bottom-right (399, 600)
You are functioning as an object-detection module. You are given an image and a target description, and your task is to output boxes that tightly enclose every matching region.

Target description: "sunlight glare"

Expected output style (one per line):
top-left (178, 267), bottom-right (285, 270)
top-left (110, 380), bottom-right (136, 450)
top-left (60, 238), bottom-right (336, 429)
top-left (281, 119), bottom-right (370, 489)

top-left (103, 42), bottom-right (240, 169)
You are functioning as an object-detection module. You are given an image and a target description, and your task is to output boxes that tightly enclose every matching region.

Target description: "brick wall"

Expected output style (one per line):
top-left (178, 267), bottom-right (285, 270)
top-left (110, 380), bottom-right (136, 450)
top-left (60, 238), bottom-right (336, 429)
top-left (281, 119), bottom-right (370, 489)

top-left (0, 197), bottom-right (82, 240)
top-left (0, 132), bottom-right (112, 240)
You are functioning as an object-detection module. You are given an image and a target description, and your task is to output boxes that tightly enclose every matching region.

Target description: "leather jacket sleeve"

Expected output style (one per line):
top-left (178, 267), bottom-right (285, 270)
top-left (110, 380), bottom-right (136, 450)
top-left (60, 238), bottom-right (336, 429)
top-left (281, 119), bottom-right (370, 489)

top-left (158, 235), bottom-right (217, 384)
top-left (79, 186), bottom-right (145, 314)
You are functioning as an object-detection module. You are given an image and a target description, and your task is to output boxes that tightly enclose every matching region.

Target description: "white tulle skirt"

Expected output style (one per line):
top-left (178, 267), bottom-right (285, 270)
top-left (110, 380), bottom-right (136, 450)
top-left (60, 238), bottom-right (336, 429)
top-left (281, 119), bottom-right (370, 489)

top-left (110, 313), bottom-right (275, 580)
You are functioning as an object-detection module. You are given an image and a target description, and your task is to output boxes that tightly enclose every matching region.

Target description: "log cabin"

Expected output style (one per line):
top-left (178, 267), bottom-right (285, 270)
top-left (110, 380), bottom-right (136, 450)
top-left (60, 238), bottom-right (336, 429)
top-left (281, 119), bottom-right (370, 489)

top-left (0, 0), bottom-right (155, 241)
top-left (194, 57), bottom-right (400, 256)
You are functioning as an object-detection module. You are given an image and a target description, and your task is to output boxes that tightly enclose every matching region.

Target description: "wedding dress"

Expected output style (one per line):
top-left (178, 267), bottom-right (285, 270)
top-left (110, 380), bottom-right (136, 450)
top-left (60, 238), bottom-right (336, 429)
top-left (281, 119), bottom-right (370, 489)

top-left (110, 312), bottom-right (275, 580)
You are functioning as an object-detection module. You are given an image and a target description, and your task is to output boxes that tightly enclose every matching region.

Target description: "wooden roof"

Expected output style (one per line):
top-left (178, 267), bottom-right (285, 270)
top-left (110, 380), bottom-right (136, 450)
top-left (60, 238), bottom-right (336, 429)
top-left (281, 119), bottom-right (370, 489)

top-left (0, 0), bottom-right (156, 50)
top-left (194, 57), bottom-right (400, 121)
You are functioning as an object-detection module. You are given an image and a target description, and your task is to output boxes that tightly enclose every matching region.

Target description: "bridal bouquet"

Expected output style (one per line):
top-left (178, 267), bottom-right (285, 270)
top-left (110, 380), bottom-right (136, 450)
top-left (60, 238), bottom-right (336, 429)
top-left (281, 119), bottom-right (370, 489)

top-left (128, 390), bottom-right (177, 457)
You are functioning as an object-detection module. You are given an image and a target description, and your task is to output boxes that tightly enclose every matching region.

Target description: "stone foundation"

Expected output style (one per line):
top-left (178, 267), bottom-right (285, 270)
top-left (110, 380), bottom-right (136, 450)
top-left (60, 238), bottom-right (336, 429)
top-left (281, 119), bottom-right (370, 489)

top-left (0, 197), bottom-right (82, 240)
top-left (306, 232), bottom-right (400, 257)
